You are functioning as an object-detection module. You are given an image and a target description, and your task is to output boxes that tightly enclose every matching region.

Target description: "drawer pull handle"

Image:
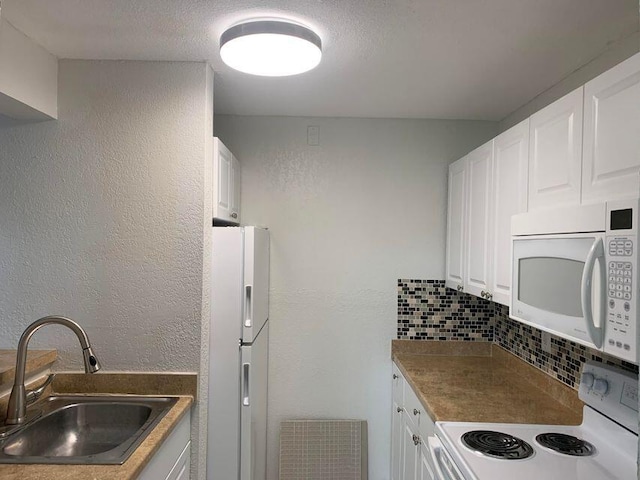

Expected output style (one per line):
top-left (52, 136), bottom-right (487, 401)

top-left (412, 434), bottom-right (421, 446)
top-left (397, 407), bottom-right (403, 413)
top-left (393, 374), bottom-right (398, 379)
top-left (413, 408), bottom-right (420, 416)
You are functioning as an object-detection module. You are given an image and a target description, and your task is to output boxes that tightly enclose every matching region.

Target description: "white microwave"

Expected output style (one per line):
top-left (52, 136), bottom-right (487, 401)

top-left (511, 199), bottom-right (638, 364)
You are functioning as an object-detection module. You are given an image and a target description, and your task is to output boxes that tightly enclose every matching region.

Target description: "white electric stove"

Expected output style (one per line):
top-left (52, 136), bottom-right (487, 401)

top-left (429, 362), bottom-right (638, 480)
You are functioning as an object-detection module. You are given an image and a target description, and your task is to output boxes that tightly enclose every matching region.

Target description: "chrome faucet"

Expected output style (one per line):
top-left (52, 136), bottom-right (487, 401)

top-left (5, 316), bottom-right (101, 425)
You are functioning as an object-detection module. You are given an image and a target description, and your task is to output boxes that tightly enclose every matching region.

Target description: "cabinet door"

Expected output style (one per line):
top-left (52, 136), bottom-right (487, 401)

top-left (138, 411), bottom-right (191, 480)
top-left (582, 52), bottom-right (640, 204)
top-left (391, 398), bottom-right (404, 480)
top-left (528, 88), bottom-right (583, 211)
top-left (490, 120), bottom-right (529, 305)
top-left (166, 442), bottom-right (191, 480)
top-left (230, 154), bottom-right (241, 222)
top-left (445, 157), bottom-right (468, 291)
top-left (465, 141), bottom-right (493, 299)
top-left (391, 364), bottom-right (405, 480)
top-left (402, 421), bottom-right (419, 480)
top-left (419, 445), bottom-right (435, 480)
top-left (213, 137), bottom-right (233, 222)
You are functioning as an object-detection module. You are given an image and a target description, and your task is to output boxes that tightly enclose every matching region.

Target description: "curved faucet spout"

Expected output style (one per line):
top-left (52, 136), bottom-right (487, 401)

top-left (5, 316), bottom-right (101, 425)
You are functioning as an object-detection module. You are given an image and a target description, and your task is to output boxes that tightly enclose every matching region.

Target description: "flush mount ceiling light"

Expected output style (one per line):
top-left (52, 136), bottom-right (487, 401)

top-left (220, 20), bottom-right (322, 76)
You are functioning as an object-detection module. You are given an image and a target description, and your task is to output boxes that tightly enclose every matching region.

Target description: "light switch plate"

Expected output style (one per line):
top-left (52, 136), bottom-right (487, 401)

top-left (307, 126), bottom-right (319, 146)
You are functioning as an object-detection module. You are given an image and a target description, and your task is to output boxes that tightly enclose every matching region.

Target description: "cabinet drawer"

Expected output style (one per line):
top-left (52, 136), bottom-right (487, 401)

top-left (403, 381), bottom-right (424, 430)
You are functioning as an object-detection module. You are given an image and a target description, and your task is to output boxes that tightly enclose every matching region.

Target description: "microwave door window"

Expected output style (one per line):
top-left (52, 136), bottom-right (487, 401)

top-left (518, 257), bottom-right (584, 318)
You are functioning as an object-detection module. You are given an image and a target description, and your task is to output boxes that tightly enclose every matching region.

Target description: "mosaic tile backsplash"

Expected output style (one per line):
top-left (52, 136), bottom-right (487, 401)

top-left (397, 279), bottom-right (639, 390)
top-left (397, 280), bottom-right (493, 341)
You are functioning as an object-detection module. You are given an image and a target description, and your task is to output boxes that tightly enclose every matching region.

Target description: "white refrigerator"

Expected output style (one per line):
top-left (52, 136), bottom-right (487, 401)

top-left (207, 226), bottom-right (269, 480)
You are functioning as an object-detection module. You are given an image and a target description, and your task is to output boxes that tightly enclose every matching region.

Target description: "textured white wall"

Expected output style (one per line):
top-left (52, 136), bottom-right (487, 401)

top-left (214, 115), bottom-right (497, 480)
top-left (0, 60), bottom-right (213, 479)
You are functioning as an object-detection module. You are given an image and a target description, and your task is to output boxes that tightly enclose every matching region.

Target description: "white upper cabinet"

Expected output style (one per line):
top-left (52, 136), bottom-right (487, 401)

top-left (528, 88), bottom-right (583, 211)
top-left (582, 52), bottom-right (640, 204)
top-left (446, 123), bottom-right (528, 305)
top-left (464, 141), bottom-right (494, 299)
top-left (445, 157), bottom-right (468, 292)
top-left (213, 137), bottom-right (241, 224)
top-left (0, 19), bottom-right (58, 120)
top-left (231, 155), bottom-right (241, 220)
top-left (490, 120), bottom-right (529, 305)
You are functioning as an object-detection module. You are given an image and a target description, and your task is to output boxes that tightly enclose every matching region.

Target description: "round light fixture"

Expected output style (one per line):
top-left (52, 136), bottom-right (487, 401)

top-left (220, 20), bottom-right (322, 77)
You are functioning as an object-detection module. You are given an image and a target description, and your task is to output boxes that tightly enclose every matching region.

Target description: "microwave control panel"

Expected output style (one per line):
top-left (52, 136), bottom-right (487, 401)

top-left (604, 199), bottom-right (638, 364)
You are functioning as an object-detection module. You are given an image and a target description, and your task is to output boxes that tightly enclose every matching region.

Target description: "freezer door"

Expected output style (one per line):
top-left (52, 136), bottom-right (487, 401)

top-left (242, 227), bottom-right (270, 343)
top-left (240, 322), bottom-right (269, 480)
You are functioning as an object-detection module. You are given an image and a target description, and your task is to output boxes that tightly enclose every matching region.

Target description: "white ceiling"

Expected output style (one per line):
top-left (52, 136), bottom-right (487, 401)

top-left (3, 0), bottom-right (638, 120)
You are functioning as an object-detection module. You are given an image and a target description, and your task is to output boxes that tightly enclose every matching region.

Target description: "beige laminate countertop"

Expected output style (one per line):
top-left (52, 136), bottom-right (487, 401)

top-left (0, 350), bottom-right (57, 385)
top-left (0, 373), bottom-right (197, 480)
top-left (393, 340), bottom-right (583, 426)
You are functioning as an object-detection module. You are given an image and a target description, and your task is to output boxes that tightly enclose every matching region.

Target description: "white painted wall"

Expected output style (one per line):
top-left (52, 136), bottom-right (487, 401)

top-left (499, 31), bottom-right (640, 132)
top-left (0, 60), bottom-right (213, 480)
top-left (214, 115), bottom-right (497, 480)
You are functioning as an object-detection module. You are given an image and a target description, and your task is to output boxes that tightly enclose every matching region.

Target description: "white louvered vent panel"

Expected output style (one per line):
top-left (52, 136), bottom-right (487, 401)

top-left (279, 420), bottom-right (368, 480)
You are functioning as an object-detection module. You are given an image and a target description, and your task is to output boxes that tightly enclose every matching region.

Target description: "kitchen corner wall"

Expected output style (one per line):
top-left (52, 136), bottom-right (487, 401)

top-left (214, 115), bottom-right (497, 480)
top-left (498, 31), bottom-right (640, 133)
top-left (0, 60), bottom-right (213, 480)
top-left (397, 279), bottom-right (638, 389)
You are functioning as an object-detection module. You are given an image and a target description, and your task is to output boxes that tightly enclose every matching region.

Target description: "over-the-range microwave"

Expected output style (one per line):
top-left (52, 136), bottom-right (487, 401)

top-left (511, 199), bottom-right (638, 364)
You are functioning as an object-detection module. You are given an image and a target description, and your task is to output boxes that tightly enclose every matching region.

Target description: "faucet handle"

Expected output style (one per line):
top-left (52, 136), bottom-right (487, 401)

top-left (25, 374), bottom-right (55, 405)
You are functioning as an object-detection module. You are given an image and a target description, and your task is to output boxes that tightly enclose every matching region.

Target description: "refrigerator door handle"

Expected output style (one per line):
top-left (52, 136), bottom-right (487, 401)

top-left (244, 285), bottom-right (253, 328)
top-left (242, 363), bottom-right (250, 406)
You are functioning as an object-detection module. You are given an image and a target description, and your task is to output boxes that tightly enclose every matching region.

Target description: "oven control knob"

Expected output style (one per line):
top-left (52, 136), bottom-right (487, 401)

top-left (581, 372), bottom-right (595, 389)
top-left (593, 378), bottom-right (609, 396)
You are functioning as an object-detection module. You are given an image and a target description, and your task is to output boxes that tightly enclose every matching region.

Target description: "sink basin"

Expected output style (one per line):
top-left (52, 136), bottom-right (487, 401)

top-left (0, 395), bottom-right (177, 464)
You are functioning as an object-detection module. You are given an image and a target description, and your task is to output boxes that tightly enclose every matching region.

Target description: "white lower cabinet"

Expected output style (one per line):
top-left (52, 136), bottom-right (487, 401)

top-left (391, 364), bottom-right (405, 480)
top-left (419, 445), bottom-right (435, 480)
top-left (137, 409), bottom-right (191, 480)
top-left (401, 420), bottom-right (419, 480)
top-left (391, 362), bottom-right (436, 480)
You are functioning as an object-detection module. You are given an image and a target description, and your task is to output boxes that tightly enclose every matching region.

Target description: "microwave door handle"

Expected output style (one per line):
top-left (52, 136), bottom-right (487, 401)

top-left (581, 238), bottom-right (605, 349)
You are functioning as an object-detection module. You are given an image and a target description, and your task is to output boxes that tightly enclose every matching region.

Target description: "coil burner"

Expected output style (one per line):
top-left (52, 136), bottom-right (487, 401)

top-left (535, 433), bottom-right (595, 457)
top-left (461, 430), bottom-right (534, 460)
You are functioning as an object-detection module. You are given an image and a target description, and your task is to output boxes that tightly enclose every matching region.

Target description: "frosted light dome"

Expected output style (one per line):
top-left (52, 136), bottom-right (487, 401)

top-left (220, 21), bottom-right (322, 77)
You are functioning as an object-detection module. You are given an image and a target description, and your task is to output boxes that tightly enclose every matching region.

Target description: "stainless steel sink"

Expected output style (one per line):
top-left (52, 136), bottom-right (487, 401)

top-left (0, 395), bottom-right (177, 464)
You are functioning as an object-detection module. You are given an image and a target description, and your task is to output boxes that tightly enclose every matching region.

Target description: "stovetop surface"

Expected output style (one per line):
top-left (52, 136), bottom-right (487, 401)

top-left (436, 407), bottom-right (638, 480)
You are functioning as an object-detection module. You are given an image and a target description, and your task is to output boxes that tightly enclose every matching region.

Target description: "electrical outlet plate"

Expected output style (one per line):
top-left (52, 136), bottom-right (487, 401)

top-left (307, 126), bottom-right (319, 146)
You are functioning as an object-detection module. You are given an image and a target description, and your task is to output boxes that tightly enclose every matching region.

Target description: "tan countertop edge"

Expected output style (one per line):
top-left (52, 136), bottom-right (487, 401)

top-left (392, 340), bottom-right (583, 426)
top-left (0, 395), bottom-right (193, 480)
top-left (0, 350), bottom-right (57, 386)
